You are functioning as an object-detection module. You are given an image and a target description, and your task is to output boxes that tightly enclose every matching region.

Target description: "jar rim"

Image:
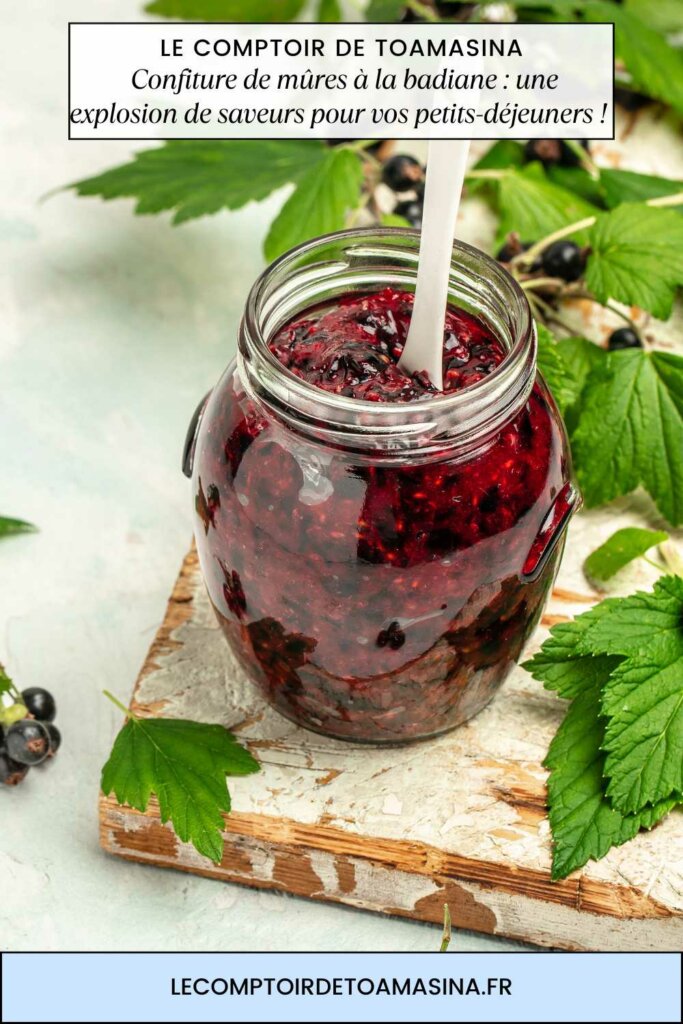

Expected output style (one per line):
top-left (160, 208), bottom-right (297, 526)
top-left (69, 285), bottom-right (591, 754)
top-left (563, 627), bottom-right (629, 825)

top-left (238, 227), bottom-right (537, 455)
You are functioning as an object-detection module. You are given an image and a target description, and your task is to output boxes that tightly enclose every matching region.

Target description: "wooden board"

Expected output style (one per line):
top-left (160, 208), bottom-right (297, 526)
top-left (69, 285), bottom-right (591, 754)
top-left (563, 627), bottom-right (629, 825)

top-left (99, 526), bottom-right (683, 952)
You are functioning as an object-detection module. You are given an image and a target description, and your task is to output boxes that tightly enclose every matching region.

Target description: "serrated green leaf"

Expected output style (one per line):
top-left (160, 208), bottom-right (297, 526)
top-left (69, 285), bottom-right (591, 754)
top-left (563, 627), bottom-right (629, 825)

top-left (496, 165), bottom-right (598, 247)
top-left (586, 204), bottom-right (683, 320)
top-left (264, 147), bottom-right (364, 262)
top-left (70, 140), bottom-right (326, 225)
top-left (585, 527), bottom-right (669, 582)
top-left (544, 683), bottom-right (676, 880)
top-left (101, 715), bottom-right (260, 863)
top-left (600, 169), bottom-right (683, 210)
top-left (0, 516), bottom-right (37, 538)
top-left (144, 0), bottom-right (306, 20)
top-left (523, 600), bottom-right (618, 700)
top-left (317, 0), bottom-right (342, 19)
top-left (535, 324), bottom-right (580, 416)
top-left (555, 336), bottom-right (605, 434)
top-left (573, 349), bottom-right (683, 526)
top-left (603, 655), bottom-right (683, 814)
top-left (584, 2), bottom-right (683, 117)
top-left (571, 575), bottom-right (683, 813)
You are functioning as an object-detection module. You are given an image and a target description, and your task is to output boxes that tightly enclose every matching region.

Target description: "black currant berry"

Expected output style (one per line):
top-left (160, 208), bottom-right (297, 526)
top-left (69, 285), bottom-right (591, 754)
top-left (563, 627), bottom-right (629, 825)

top-left (608, 327), bottom-right (642, 351)
top-left (0, 750), bottom-right (29, 785)
top-left (5, 719), bottom-right (50, 766)
top-left (524, 139), bottom-right (589, 168)
top-left (382, 154), bottom-right (424, 192)
top-left (541, 240), bottom-right (585, 282)
top-left (21, 687), bottom-right (56, 723)
top-left (393, 199), bottom-right (423, 228)
top-left (46, 722), bottom-right (62, 756)
top-left (614, 87), bottom-right (649, 112)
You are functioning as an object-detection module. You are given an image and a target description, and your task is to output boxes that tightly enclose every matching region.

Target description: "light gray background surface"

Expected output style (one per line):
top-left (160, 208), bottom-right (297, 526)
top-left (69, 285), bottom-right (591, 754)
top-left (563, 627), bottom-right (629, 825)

top-left (0, 0), bottom-right (528, 952)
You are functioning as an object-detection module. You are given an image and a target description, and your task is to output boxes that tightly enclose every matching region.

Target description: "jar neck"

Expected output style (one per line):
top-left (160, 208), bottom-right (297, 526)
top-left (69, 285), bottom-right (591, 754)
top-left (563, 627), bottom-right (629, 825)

top-left (238, 228), bottom-right (536, 461)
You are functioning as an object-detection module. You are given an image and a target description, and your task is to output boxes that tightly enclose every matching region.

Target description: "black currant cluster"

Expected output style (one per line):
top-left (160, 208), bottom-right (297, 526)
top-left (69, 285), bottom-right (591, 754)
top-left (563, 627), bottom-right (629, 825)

top-left (0, 687), bottom-right (60, 786)
top-left (382, 154), bottom-right (426, 228)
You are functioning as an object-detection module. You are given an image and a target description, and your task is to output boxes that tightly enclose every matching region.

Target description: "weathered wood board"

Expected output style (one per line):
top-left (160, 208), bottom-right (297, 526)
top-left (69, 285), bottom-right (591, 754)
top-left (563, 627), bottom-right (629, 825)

top-left (100, 523), bottom-right (683, 952)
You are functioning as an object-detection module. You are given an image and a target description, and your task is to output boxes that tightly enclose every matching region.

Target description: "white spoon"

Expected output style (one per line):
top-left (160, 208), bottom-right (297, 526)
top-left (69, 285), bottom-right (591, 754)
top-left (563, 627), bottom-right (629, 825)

top-left (398, 139), bottom-right (471, 392)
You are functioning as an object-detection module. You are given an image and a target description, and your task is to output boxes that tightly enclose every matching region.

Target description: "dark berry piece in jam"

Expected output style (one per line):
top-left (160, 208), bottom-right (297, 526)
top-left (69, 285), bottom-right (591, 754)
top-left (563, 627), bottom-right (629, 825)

top-left (5, 719), bottom-right (50, 766)
top-left (21, 687), bottom-right (56, 723)
top-left (608, 326), bottom-right (642, 351)
top-left (393, 199), bottom-right (424, 228)
top-left (382, 154), bottom-right (424, 192)
top-left (268, 289), bottom-right (505, 402)
top-left (541, 240), bottom-right (585, 282)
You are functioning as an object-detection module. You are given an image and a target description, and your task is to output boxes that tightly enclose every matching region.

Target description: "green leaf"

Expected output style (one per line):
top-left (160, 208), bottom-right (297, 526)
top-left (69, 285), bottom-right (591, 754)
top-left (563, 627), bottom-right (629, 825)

top-left (381, 212), bottom-right (411, 227)
top-left (496, 165), bottom-right (598, 247)
top-left (555, 336), bottom-right (605, 434)
top-left (101, 713), bottom-right (260, 863)
top-left (535, 324), bottom-right (580, 416)
top-left (70, 140), bottom-right (326, 225)
top-left (586, 204), bottom-right (683, 320)
top-left (600, 169), bottom-right (683, 210)
top-left (523, 601), bottom-right (619, 700)
top-left (534, 327), bottom-right (606, 428)
top-left (467, 141), bottom-right (525, 196)
top-left (572, 575), bottom-right (683, 813)
top-left (546, 165), bottom-right (606, 208)
top-left (0, 666), bottom-right (12, 697)
top-left (585, 527), bottom-right (669, 582)
top-left (145, 0), bottom-right (306, 20)
top-left (365, 0), bottom-right (406, 19)
top-left (317, 0), bottom-right (342, 19)
top-left (544, 683), bottom-right (676, 880)
top-left (0, 516), bottom-right (37, 538)
top-left (625, 0), bottom-right (683, 34)
top-left (584, 2), bottom-right (683, 117)
top-left (473, 140), bottom-right (525, 172)
top-left (264, 147), bottom-right (364, 262)
top-left (573, 349), bottom-right (683, 526)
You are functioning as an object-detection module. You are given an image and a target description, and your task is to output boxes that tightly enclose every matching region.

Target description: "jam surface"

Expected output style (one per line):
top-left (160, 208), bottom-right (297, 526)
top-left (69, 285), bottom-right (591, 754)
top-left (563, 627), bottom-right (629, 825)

top-left (268, 288), bottom-right (506, 401)
top-left (193, 289), bottom-right (570, 742)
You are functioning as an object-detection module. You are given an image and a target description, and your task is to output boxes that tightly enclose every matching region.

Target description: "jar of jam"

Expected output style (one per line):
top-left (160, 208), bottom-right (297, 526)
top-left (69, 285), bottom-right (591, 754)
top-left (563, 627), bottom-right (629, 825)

top-left (185, 229), bottom-right (578, 743)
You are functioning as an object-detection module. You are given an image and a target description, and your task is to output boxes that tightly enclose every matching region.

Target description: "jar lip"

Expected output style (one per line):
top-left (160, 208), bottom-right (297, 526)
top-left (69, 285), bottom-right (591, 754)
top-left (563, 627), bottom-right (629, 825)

top-left (239, 227), bottom-right (536, 451)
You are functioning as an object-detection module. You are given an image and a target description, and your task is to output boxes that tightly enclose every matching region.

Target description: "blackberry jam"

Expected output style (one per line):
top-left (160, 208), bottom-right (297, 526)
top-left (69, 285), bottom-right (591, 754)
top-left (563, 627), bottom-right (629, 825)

top-left (188, 230), bottom-right (577, 743)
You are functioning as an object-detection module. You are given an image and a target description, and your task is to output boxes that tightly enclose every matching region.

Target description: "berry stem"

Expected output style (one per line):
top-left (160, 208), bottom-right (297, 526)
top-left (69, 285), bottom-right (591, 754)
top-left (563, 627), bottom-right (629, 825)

top-left (103, 689), bottom-right (134, 718)
top-left (527, 291), bottom-right (578, 336)
top-left (642, 554), bottom-right (668, 574)
top-left (521, 276), bottom-right (566, 293)
top-left (564, 139), bottom-right (600, 180)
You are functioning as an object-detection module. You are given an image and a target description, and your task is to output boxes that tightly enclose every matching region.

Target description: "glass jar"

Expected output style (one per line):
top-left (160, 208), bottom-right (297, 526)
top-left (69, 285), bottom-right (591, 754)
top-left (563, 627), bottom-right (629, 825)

top-left (186, 229), bottom-right (578, 744)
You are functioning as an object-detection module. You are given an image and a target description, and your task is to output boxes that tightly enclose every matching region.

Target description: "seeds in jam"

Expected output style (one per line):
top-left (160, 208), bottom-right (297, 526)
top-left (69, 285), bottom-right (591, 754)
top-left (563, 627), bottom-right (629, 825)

top-left (268, 288), bottom-right (506, 401)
